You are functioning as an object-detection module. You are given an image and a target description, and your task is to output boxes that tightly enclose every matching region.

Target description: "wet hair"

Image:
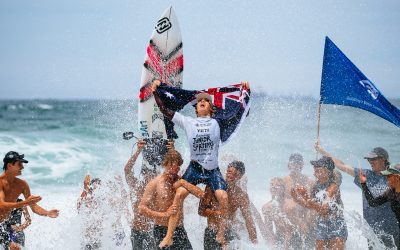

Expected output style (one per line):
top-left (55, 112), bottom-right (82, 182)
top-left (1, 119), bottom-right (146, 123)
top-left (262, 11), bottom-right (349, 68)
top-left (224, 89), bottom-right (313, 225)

top-left (3, 161), bottom-right (15, 171)
top-left (162, 149), bottom-right (183, 167)
top-left (3, 157), bottom-right (17, 171)
top-left (288, 153), bottom-right (304, 165)
top-left (228, 161), bottom-right (246, 176)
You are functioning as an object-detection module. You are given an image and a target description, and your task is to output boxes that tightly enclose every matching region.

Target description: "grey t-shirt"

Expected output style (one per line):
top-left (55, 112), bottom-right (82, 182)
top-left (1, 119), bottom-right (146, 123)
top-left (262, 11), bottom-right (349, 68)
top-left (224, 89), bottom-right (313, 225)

top-left (354, 168), bottom-right (399, 237)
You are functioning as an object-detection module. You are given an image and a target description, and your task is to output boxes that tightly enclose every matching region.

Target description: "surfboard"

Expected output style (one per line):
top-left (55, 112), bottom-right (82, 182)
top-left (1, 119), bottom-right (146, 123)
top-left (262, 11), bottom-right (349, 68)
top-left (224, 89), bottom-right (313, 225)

top-left (138, 6), bottom-right (183, 169)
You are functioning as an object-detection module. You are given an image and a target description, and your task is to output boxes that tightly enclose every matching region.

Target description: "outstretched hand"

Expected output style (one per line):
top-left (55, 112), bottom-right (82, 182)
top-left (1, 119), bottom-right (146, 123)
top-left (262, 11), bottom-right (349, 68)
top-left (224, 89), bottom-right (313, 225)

top-left (314, 139), bottom-right (323, 153)
top-left (137, 140), bottom-right (146, 150)
top-left (47, 209), bottom-right (60, 218)
top-left (359, 169), bottom-right (367, 184)
top-left (241, 81), bottom-right (250, 90)
top-left (151, 79), bottom-right (161, 92)
top-left (25, 195), bottom-right (42, 206)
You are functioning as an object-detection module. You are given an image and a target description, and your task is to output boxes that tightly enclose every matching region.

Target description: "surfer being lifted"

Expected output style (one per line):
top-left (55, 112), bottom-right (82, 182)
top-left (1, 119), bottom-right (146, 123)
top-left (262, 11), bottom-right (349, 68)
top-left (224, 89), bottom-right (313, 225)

top-left (151, 79), bottom-right (250, 247)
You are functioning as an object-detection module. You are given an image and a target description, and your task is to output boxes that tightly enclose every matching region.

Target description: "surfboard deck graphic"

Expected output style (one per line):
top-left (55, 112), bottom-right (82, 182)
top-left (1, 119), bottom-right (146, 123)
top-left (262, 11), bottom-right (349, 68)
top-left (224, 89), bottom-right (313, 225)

top-left (138, 6), bottom-right (183, 169)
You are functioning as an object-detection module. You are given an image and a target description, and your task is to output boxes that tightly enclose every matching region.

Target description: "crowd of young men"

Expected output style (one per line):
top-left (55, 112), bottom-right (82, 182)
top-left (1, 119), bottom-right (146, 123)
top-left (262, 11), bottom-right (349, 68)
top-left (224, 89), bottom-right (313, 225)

top-left (1, 79), bottom-right (398, 250)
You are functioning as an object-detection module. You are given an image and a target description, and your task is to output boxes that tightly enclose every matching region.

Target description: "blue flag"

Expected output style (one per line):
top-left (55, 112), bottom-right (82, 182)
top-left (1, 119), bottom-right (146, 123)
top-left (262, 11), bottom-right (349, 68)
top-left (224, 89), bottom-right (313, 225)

top-left (156, 83), bottom-right (251, 144)
top-left (320, 36), bottom-right (400, 127)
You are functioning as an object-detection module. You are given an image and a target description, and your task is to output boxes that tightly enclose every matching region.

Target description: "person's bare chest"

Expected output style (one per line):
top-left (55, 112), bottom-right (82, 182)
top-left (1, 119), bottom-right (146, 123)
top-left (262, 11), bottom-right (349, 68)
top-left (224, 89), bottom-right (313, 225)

top-left (154, 182), bottom-right (175, 210)
top-left (1, 179), bottom-right (23, 202)
top-left (227, 190), bottom-right (242, 216)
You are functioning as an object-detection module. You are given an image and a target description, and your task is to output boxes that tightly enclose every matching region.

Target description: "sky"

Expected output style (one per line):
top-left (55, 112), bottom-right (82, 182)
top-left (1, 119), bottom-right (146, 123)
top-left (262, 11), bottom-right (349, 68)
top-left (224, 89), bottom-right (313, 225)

top-left (0, 0), bottom-right (399, 99)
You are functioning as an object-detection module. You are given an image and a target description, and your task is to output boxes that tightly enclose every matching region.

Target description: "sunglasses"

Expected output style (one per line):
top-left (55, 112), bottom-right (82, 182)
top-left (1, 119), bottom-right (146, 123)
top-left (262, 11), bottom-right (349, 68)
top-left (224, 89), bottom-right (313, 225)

top-left (367, 157), bottom-right (382, 162)
top-left (6, 153), bottom-right (24, 159)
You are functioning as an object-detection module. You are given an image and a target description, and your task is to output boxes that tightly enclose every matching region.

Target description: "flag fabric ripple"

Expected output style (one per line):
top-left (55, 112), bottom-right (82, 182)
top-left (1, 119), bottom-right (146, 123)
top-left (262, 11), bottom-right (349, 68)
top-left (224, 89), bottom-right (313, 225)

top-left (320, 36), bottom-right (400, 127)
top-left (156, 83), bottom-right (251, 144)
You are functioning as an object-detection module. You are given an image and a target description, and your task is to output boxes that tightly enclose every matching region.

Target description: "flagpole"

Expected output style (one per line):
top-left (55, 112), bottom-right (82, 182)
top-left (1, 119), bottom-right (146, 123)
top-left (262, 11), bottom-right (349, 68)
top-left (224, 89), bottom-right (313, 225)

top-left (316, 99), bottom-right (322, 160)
top-left (316, 37), bottom-right (328, 160)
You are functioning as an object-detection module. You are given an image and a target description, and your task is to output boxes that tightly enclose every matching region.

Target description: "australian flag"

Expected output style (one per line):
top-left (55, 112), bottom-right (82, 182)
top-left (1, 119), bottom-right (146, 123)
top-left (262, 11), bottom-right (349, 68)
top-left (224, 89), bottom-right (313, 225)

top-left (156, 83), bottom-right (251, 144)
top-left (320, 36), bottom-right (400, 127)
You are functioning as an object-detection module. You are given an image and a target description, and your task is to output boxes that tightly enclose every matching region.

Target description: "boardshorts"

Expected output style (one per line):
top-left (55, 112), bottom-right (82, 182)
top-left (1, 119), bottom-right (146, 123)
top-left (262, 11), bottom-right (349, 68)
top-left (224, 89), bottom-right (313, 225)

top-left (153, 225), bottom-right (192, 250)
top-left (131, 228), bottom-right (156, 250)
top-left (182, 161), bottom-right (227, 191)
top-left (316, 217), bottom-right (348, 241)
top-left (0, 222), bottom-right (10, 249)
top-left (203, 226), bottom-right (239, 250)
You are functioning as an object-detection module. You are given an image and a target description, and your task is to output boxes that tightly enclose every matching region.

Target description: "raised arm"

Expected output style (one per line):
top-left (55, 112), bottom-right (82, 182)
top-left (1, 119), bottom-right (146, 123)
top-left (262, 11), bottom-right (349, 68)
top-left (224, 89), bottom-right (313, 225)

top-left (315, 140), bottom-right (355, 177)
top-left (239, 192), bottom-right (258, 244)
top-left (77, 175), bottom-right (91, 211)
top-left (152, 79), bottom-right (175, 120)
top-left (124, 140), bottom-right (146, 189)
top-left (138, 179), bottom-right (177, 220)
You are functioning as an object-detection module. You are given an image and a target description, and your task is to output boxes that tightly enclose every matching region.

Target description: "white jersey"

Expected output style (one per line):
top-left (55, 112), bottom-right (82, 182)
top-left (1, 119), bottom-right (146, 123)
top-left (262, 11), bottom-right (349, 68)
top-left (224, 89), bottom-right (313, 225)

top-left (172, 112), bottom-right (220, 170)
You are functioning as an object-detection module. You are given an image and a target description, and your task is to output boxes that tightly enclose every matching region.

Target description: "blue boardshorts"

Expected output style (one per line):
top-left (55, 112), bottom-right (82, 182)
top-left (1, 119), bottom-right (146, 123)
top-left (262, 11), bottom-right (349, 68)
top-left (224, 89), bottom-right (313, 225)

top-left (182, 161), bottom-right (227, 191)
top-left (316, 217), bottom-right (348, 241)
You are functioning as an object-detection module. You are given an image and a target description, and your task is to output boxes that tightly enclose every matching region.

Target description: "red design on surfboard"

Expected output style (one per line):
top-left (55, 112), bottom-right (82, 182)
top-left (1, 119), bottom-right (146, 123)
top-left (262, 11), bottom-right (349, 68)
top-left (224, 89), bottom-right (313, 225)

top-left (139, 40), bottom-right (183, 102)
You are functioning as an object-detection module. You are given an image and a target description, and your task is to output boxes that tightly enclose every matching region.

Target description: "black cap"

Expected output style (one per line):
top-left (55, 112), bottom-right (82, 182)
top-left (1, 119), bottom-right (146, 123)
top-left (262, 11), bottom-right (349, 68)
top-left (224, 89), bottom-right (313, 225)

top-left (364, 147), bottom-right (389, 160)
top-left (310, 156), bottom-right (335, 170)
top-left (3, 151), bottom-right (28, 164)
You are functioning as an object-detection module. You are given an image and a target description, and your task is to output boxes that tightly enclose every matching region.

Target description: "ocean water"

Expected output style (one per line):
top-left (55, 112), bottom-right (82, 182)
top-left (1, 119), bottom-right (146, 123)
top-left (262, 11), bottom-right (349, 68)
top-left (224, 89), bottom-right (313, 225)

top-left (0, 96), bottom-right (399, 249)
